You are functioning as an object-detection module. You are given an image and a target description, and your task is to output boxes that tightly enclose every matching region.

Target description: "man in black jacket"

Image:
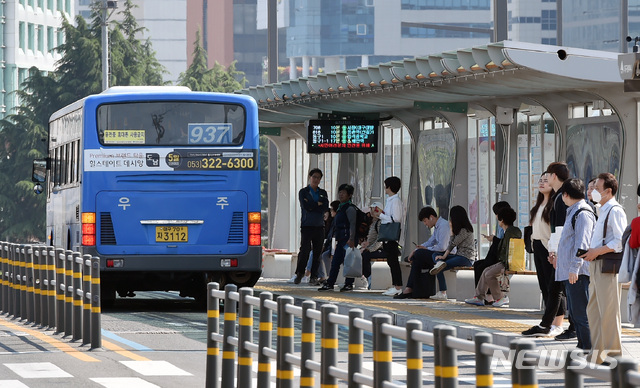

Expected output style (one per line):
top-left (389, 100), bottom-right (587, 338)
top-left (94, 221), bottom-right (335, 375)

top-left (291, 168), bottom-right (329, 284)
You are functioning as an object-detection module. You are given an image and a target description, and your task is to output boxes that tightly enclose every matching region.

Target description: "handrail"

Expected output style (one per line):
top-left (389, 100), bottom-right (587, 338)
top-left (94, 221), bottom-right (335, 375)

top-left (205, 282), bottom-right (639, 388)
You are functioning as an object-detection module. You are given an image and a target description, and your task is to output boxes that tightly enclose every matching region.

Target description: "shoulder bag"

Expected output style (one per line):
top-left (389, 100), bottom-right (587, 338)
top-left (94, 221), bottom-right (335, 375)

top-left (598, 205), bottom-right (623, 274)
top-left (377, 216), bottom-right (401, 242)
top-left (523, 225), bottom-right (533, 254)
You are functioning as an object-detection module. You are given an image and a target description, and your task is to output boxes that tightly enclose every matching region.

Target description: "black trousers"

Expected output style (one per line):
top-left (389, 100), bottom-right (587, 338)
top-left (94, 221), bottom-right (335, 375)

top-left (406, 248), bottom-right (439, 289)
top-left (532, 239), bottom-right (554, 309)
top-left (295, 226), bottom-right (325, 278)
top-left (383, 241), bottom-right (402, 286)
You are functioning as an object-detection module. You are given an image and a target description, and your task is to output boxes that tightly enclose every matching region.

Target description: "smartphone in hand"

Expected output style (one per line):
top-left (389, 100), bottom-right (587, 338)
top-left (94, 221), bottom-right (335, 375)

top-left (576, 248), bottom-right (588, 257)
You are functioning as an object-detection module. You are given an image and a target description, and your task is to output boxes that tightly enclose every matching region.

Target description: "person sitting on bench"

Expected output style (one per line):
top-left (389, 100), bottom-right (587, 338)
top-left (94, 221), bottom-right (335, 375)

top-left (394, 206), bottom-right (449, 299)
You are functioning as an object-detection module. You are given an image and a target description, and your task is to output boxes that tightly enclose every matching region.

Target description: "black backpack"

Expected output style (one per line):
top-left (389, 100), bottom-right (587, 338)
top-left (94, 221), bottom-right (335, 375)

top-left (351, 204), bottom-right (372, 241)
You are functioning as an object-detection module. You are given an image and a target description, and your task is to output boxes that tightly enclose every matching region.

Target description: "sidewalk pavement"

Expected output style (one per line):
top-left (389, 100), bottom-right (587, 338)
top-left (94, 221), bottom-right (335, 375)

top-left (253, 278), bottom-right (640, 360)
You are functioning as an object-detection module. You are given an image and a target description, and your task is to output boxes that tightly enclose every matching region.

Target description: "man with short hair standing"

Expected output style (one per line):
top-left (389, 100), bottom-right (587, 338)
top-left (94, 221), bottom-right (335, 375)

top-left (291, 168), bottom-right (329, 284)
top-left (556, 178), bottom-right (596, 350)
top-left (582, 173), bottom-right (627, 364)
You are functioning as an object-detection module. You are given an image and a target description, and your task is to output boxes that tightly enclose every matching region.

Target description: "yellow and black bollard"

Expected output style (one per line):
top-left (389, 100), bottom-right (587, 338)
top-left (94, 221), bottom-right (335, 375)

top-left (406, 319), bottom-right (423, 388)
top-left (300, 300), bottom-right (317, 388)
top-left (474, 332), bottom-right (494, 388)
top-left (236, 288), bottom-right (254, 388)
top-left (221, 284), bottom-right (237, 388)
top-left (205, 282), bottom-right (220, 388)
top-left (372, 314), bottom-right (392, 388)
top-left (256, 291), bottom-right (273, 388)
top-left (321, 304), bottom-right (339, 388)
top-left (276, 295), bottom-right (295, 388)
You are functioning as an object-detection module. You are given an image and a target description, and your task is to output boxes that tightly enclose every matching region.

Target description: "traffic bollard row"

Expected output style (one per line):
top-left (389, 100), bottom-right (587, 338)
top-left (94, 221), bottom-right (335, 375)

top-left (0, 242), bottom-right (101, 350)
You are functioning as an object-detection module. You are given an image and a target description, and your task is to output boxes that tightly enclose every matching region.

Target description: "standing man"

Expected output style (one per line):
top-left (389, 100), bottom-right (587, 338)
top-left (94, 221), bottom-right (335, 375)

top-left (582, 173), bottom-right (627, 364)
top-left (291, 168), bottom-right (329, 284)
top-left (555, 178), bottom-right (596, 350)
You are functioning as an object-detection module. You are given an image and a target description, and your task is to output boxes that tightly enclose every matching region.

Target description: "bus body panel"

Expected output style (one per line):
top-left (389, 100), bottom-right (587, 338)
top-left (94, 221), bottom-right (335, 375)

top-left (46, 88), bottom-right (262, 295)
top-left (95, 190), bottom-right (250, 255)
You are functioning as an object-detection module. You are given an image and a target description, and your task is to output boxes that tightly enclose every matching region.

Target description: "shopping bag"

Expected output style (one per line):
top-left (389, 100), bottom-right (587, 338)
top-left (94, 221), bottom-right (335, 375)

top-left (507, 238), bottom-right (526, 272)
top-left (377, 222), bottom-right (401, 242)
top-left (343, 246), bottom-right (363, 278)
top-left (498, 272), bottom-right (510, 293)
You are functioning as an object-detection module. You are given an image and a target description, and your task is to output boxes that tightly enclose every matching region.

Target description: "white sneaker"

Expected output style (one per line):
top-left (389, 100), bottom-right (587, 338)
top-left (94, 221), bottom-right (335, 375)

top-left (549, 325), bottom-right (563, 337)
top-left (465, 296), bottom-right (485, 306)
top-left (431, 291), bottom-right (448, 300)
top-left (286, 275), bottom-right (297, 284)
top-left (300, 275), bottom-right (310, 283)
top-left (493, 296), bottom-right (509, 307)
top-left (382, 287), bottom-right (402, 296)
top-left (429, 261), bottom-right (447, 275)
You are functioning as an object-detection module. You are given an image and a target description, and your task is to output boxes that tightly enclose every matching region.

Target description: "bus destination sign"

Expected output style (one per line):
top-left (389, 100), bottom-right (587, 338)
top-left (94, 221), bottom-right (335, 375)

top-left (307, 119), bottom-right (379, 153)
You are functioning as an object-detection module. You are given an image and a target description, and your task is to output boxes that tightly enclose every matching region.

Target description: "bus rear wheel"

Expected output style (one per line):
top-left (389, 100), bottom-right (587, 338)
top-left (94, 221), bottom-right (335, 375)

top-left (227, 271), bottom-right (262, 288)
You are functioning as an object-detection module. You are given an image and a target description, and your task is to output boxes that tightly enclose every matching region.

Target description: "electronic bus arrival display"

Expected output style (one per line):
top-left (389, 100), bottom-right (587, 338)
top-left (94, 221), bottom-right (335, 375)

top-left (307, 119), bottom-right (379, 153)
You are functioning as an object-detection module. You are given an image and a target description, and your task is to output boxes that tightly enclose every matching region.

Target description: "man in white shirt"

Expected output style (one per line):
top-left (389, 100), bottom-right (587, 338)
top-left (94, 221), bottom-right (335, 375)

top-left (581, 173), bottom-right (627, 364)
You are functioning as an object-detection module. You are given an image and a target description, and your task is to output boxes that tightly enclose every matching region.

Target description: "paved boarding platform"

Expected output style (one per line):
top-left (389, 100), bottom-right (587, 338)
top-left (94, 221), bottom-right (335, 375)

top-left (253, 278), bottom-right (640, 361)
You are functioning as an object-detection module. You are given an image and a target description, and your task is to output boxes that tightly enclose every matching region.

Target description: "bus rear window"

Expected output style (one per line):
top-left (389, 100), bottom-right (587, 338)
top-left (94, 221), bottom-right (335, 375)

top-left (97, 101), bottom-right (246, 146)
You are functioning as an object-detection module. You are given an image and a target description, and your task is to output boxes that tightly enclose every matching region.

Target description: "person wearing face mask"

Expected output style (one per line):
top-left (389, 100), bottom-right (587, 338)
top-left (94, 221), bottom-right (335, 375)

top-left (586, 178), bottom-right (600, 214)
top-left (581, 173), bottom-right (627, 365)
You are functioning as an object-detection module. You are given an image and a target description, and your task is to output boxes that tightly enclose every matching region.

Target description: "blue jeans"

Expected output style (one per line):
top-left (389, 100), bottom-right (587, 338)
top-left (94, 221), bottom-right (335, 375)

top-left (432, 253), bottom-right (473, 292)
top-left (326, 239), bottom-right (348, 287)
top-left (305, 250), bottom-right (326, 279)
top-left (564, 276), bottom-right (591, 350)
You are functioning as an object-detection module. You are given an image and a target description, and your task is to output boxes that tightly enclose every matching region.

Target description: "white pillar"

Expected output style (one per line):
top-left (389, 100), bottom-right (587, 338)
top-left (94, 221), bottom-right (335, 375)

top-left (302, 56), bottom-right (310, 77)
top-left (361, 55), bottom-right (369, 67)
top-left (289, 57), bottom-right (297, 79)
top-left (311, 57), bottom-right (318, 75)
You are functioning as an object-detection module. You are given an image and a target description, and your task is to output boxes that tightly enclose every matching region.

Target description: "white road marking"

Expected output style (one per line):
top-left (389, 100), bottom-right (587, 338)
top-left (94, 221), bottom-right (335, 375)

top-left (3, 362), bottom-right (72, 378)
top-left (119, 360), bottom-right (192, 376)
top-left (90, 377), bottom-right (161, 388)
top-left (0, 381), bottom-right (30, 388)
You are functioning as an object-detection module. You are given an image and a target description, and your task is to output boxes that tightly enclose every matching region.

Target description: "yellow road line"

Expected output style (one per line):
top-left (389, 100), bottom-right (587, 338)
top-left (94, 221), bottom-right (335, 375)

top-left (0, 317), bottom-right (100, 362)
top-left (102, 340), bottom-right (150, 361)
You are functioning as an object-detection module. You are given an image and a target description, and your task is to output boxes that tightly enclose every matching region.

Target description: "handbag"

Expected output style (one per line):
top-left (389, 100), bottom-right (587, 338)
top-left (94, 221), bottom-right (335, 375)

top-left (598, 206), bottom-right (623, 274)
top-left (343, 246), bottom-right (363, 278)
top-left (507, 238), bottom-right (526, 272)
top-left (523, 226), bottom-right (533, 254)
top-left (377, 216), bottom-right (401, 242)
top-left (498, 272), bottom-right (510, 293)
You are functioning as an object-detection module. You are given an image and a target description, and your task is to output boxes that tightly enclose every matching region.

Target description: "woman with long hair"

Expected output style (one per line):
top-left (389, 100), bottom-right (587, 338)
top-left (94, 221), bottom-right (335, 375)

top-left (429, 205), bottom-right (476, 300)
top-left (529, 173), bottom-right (555, 305)
top-left (520, 173), bottom-right (564, 336)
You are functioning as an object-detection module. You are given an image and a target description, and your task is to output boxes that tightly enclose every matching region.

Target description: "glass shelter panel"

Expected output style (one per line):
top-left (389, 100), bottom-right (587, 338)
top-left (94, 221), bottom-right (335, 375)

top-left (468, 117), bottom-right (496, 259)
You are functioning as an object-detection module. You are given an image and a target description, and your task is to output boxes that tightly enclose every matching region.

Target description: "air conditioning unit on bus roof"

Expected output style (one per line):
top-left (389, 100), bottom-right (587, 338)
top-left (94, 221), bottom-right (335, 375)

top-left (101, 86), bottom-right (192, 94)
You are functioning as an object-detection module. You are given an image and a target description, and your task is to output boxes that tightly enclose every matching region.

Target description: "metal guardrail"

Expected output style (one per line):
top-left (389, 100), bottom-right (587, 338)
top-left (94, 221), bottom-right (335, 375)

top-left (205, 283), bottom-right (640, 388)
top-left (0, 242), bottom-right (101, 349)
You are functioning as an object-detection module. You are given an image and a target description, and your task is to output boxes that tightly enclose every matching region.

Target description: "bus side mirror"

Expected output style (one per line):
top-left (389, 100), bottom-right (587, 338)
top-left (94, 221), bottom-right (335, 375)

top-left (32, 159), bottom-right (47, 183)
top-left (33, 183), bottom-right (44, 195)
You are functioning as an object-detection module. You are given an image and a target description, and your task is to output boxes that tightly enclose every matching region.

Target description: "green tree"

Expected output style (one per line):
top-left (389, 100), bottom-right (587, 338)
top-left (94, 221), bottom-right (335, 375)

top-left (0, 8), bottom-right (166, 242)
top-left (178, 30), bottom-right (247, 92)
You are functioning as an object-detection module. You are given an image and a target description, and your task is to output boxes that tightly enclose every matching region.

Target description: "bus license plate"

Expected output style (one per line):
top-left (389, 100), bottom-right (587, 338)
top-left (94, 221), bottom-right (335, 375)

top-left (156, 226), bottom-right (188, 242)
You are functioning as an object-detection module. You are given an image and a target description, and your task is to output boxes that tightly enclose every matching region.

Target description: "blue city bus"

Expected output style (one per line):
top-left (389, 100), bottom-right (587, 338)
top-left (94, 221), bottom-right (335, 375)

top-left (32, 86), bottom-right (262, 303)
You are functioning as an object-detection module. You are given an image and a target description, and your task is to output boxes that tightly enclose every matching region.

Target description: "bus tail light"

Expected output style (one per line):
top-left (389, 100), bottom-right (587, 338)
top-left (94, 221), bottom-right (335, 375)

top-left (221, 258), bottom-right (238, 267)
top-left (248, 212), bottom-right (261, 246)
top-left (82, 212), bottom-right (96, 246)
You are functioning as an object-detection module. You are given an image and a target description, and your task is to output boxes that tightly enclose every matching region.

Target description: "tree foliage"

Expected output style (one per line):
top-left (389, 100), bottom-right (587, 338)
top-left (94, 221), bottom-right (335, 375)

top-left (178, 30), bottom-right (247, 93)
top-left (0, 1), bottom-right (166, 242)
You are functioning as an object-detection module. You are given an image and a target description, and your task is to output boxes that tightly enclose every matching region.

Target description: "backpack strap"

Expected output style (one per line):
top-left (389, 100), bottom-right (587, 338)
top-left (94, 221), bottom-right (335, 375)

top-left (571, 208), bottom-right (596, 230)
